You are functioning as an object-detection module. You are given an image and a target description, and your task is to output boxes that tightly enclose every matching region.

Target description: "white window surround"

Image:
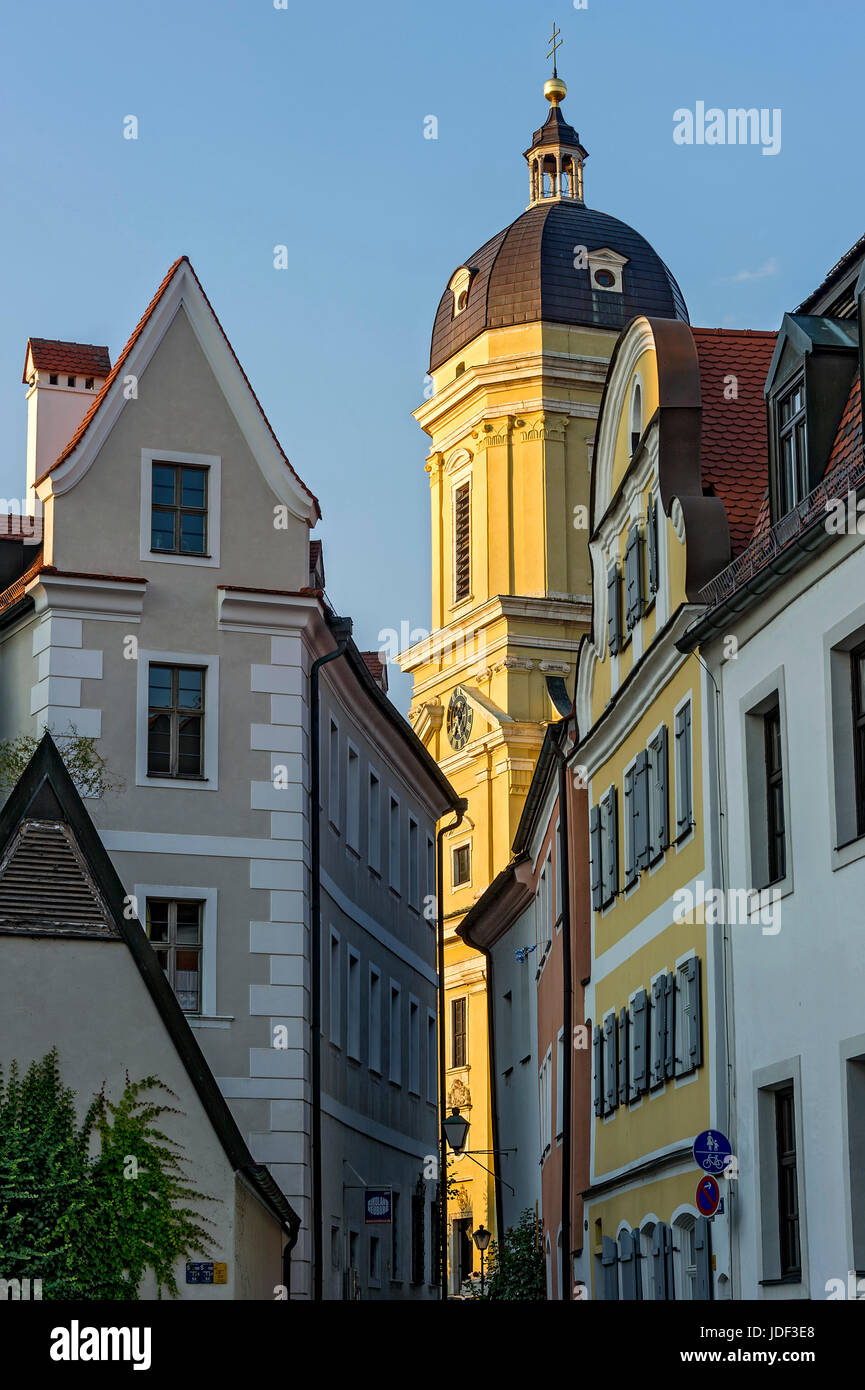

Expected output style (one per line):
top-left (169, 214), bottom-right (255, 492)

top-left (135, 882), bottom-right (218, 1020)
top-left (139, 448), bottom-right (222, 568)
top-left (136, 649), bottom-right (220, 791)
top-left (673, 690), bottom-right (695, 852)
top-left (451, 838), bottom-right (472, 890)
top-left (588, 247), bottom-right (628, 294)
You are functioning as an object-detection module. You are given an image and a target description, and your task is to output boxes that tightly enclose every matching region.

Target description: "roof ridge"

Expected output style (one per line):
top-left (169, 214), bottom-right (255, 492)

top-left (34, 257), bottom-right (321, 520)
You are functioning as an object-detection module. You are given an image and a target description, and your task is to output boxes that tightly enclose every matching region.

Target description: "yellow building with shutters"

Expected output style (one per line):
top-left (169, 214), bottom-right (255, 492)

top-left (574, 314), bottom-right (775, 1299)
top-left (398, 63), bottom-right (689, 1292)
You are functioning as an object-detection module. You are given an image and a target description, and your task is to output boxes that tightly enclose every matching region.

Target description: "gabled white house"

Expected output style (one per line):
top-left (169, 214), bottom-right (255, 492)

top-left (0, 258), bottom-right (460, 1299)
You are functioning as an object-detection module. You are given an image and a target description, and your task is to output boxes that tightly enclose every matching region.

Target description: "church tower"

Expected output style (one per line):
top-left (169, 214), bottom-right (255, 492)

top-left (399, 54), bottom-right (687, 1288)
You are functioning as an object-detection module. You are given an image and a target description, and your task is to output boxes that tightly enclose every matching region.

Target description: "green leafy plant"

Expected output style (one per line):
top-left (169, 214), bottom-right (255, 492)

top-left (0, 727), bottom-right (121, 801)
top-left (0, 1049), bottom-right (217, 1299)
top-left (474, 1208), bottom-right (547, 1300)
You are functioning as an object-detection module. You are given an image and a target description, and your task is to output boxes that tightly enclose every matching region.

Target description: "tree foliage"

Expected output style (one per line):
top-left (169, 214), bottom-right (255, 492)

top-left (0, 1049), bottom-right (216, 1298)
top-left (478, 1208), bottom-right (547, 1300)
top-left (0, 727), bottom-right (120, 801)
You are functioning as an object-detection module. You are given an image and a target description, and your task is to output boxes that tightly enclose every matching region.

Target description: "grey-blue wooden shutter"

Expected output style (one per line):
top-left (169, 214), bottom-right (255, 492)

top-left (602, 1235), bottom-right (619, 1300)
top-left (652, 1224), bottom-right (666, 1299)
top-left (650, 726), bottom-right (669, 859)
top-left (624, 523), bottom-right (644, 630)
top-left (589, 805), bottom-right (602, 910)
top-left (619, 1229), bottom-right (636, 1300)
top-left (607, 562), bottom-right (622, 655)
top-left (687, 955), bottom-right (703, 1070)
top-left (647, 492), bottom-right (659, 595)
top-left (650, 976), bottom-right (665, 1088)
top-left (624, 766), bottom-right (636, 886)
top-left (663, 1223), bottom-right (675, 1297)
top-left (695, 1217), bottom-right (712, 1300)
top-left (675, 702), bottom-right (693, 837)
top-left (664, 970), bottom-right (675, 1080)
top-left (634, 749), bottom-right (650, 869)
top-left (603, 786), bottom-right (618, 904)
top-left (631, 988), bottom-right (648, 1097)
top-left (634, 1231), bottom-right (643, 1300)
top-left (603, 1012), bottom-right (617, 1113)
top-left (592, 1024), bottom-right (603, 1116)
top-left (617, 1006), bottom-right (629, 1106)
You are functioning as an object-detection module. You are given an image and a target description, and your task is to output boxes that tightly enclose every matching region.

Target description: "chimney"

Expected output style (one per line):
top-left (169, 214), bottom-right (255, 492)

top-left (23, 339), bottom-right (111, 498)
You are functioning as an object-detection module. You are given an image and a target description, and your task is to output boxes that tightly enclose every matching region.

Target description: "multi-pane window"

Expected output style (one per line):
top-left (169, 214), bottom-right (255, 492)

top-left (538, 1049), bottom-right (552, 1160)
top-left (408, 817), bottom-right (419, 908)
top-left (368, 967), bottom-right (382, 1074)
top-left (328, 720), bottom-right (339, 827)
top-left (389, 982), bottom-right (401, 1085)
top-left (346, 745), bottom-right (360, 851)
top-left (776, 377), bottom-right (807, 515)
top-left (368, 772), bottom-right (381, 871)
top-left (347, 950), bottom-right (360, 1060)
top-left (409, 998), bottom-right (420, 1094)
top-left (151, 462), bottom-right (208, 555)
top-left (147, 665), bottom-right (205, 778)
top-left (852, 642), bottom-right (865, 837)
top-left (451, 997), bottom-right (467, 1068)
top-left (764, 704), bottom-right (786, 883)
top-left (389, 796), bottom-right (400, 893)
top-left (452, 843), bottom-right (470, 888)
top-left (775, 1086), bottom-right (801, 1277)
top-left (453, 482), bottom-right (471, 603)
top-left (146, 899), bottom-right (202, 1012)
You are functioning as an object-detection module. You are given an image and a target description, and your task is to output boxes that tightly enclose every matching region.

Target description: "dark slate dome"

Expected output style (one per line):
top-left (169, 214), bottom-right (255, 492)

top-left (429, 200), bottom-right (689, 372)
top-left (428, 72), bottom-right (688, 372)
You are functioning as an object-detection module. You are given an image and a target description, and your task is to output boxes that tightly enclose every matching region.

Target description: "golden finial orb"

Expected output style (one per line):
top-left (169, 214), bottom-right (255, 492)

top-left (544, 75), bottom-right (567, 106)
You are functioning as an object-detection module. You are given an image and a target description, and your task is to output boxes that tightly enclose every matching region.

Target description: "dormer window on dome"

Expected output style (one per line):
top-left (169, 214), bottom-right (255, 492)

top-left (589, 248), bottom-right (628, 295)
top-left (449, 267), bottom-right (473, 318)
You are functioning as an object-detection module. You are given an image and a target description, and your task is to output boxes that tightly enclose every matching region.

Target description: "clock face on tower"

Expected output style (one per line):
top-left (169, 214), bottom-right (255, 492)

top-left (446, 689), bottom-right (473, 751)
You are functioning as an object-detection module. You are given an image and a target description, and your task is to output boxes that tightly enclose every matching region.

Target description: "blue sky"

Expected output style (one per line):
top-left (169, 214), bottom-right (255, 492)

top-left (1, 0), bottom-right (862, 711)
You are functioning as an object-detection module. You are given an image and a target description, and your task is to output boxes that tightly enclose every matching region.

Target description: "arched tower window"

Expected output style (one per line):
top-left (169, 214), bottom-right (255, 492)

top-left (630, 381), bottom-right (643, 456)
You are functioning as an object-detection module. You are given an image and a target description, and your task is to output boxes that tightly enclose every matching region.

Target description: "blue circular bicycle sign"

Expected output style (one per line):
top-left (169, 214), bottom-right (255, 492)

top-left (693, 1128), bottom-right (733, 1174)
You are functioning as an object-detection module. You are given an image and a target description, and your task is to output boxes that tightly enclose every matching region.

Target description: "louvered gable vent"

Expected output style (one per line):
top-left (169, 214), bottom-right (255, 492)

top-left (0, 819), bottom-right (118, 938)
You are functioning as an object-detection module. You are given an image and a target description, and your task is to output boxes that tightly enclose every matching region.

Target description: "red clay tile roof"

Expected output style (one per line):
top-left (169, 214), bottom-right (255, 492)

top-left (23, 339), bottom-right (111, 384)
top-left (691, 327), bottom-right (777, 556)
top-left (34, 257), bottom-right (321, 521)
top-left (360, 652), bottom-right (388, 690)
top-left (826, 372), bottom-right (862, 475)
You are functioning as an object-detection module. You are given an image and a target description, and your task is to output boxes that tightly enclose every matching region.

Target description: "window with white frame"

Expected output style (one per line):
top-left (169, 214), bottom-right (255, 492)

top-left (389, 796), bottom-right (400, 893)
top-left (329, 930), bottom-right (341, 1047)
top-left (452, 842), bottom-right (470, 888)
top-left (140, 449), bottom-right (221, 567)
top-left (427, 1011), bottom-right (437, 1102)
top-left (389, 981), bottom-right (401, 1084)
top-left (346, 744), bottom-right (360, 851)
top-left (347, 948), bottom-right (361, 1060)
top-left (408, 816), bottom-right (419, 909)
top-left (409, 998), bottom-right (420, 1094)
top-left (328, 718), bottom-right (340, 828)
top-left (368, 966), bottom-right (382, 1074)
top-left (539, 1048), bottom-right (552, 1161)
top-left (368, 771), bottom-right (381, 871)
top-left (146, 898), bottom-right (204, 1012)
top-left (137, 651), bottom-right (219, 791)
top-left (426, 835), bottom-right (435, 907)
top-left (673, 1214), bottom-right (697, 1299)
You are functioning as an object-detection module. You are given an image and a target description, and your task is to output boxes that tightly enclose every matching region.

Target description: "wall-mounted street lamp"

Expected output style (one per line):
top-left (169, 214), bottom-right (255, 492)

top-left (473, 1224), bottom-right (491, 1296)
top-left (443, 1107), bottom-right (470, 1154)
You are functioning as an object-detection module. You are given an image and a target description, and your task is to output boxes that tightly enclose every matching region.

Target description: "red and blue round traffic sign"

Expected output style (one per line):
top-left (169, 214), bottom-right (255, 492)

top-left (696, 1174), bottom-right (721, 1218)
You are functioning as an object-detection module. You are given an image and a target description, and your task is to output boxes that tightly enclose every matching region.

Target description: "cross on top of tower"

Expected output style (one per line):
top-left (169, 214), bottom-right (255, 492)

top-left (546, 22), bottom-right (562, 78)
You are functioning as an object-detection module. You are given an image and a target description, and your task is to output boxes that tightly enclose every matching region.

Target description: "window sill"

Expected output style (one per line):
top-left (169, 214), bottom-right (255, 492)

top-left (368, 866), bottom-right (382, 880)
top-left (150, 550), bottom-right (212, 561)
top-left (759, 1274), bottom-right (802, 1287)
top-left (186, 1014), bottom-right (234, 1029)
top-left (346, 844), bottom-right (360, 859)
top-left (833, 833), bottom-right (865, 871)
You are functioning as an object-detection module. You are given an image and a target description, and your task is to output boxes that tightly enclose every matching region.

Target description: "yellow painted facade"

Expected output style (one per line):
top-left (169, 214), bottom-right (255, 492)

top-left (400, 313), bottom-right (617, 1286)
top-left (576, 318), bottom-right (717, 1299)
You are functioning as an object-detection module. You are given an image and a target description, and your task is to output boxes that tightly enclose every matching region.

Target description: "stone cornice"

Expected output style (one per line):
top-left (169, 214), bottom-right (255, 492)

top-left (28, 571), bottom-right (148, 622)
